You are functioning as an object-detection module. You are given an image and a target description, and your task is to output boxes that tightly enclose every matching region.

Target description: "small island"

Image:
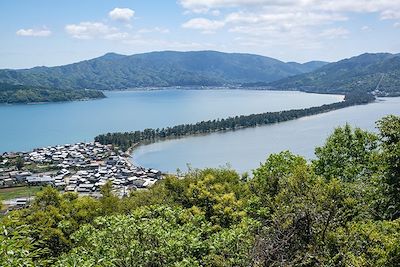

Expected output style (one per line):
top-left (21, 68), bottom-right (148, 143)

top-left (0, 83), bottom-right (105, 104)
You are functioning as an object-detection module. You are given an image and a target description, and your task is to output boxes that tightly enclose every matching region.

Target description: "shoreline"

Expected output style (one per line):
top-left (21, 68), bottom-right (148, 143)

top-left (96, 91), bottom-right (376, 153)
top-left (0, 87), bottom-right (343, 106)
top-left (0, 95), bottom-right (105, 106)
top-left (124, 94), bottom-right (379, 168)
top-left (4, 92), bottom-right (397, 155)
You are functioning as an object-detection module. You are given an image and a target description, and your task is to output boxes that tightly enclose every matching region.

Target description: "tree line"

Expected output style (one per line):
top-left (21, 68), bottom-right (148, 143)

top-left (95, 91), bottom-right (375, 150)
top-left (0, 83), bottom-right (105, 104)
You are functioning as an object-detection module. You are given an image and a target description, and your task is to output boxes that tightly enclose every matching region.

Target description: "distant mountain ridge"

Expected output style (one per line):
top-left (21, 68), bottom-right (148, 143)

top-left (0, 51), bottom-right (327, 90)
top-left (270, 53), bottom-right (400, 96)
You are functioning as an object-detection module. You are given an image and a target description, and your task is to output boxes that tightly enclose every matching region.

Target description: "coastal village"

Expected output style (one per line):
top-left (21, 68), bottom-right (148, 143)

top-left (0, 142), bottom-right (162, 211)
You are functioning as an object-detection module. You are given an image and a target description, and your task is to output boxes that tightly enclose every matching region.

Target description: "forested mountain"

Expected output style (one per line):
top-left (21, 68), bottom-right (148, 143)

top-left (3, 51), bottom-right (399, 96)
top-left (270, 53), bottom-right (400, 96)
top-left (286, 60), bottom-right (328, 73)
top-left (0, 83), bottom-right (105, 104)
top-left (0, 51), bottom-right (327, 90)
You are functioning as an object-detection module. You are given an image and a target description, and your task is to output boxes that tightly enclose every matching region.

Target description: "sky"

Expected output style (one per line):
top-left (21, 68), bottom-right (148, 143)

top-left (1, 0), bottom-right (400, 69)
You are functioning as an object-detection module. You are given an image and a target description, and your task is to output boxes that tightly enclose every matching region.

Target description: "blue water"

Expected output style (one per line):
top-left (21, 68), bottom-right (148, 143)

top-left (0, 89), bottom-right (342, 152)
top-left (132, 97), bottom-right (400, 174)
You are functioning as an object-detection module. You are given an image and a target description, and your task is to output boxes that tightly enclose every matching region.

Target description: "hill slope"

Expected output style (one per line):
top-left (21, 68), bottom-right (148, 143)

top-left (270, 53), bottom-right (400, 96)
top-left (0, 51), bottom-right (327, 90)
top-left (0, 83), bottom-right (105, 104)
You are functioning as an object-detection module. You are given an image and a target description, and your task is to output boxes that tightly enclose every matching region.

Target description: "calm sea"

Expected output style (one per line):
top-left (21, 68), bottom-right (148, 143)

top-left (132, 97), bottom-right (400, 174)
top-left (0, 89), bottom-right (342, 153)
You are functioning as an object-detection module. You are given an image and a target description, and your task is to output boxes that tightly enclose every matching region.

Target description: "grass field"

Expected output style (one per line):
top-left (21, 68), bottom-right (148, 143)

top-left (0, 186), bottom-right (42, 201)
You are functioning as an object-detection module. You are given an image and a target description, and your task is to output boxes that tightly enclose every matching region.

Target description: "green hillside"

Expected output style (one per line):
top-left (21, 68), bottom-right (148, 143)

top-left (0, 83), bottom-right (105, 104)
top-left (270, 53), bottom-right (400, 96)
top-left (0, 51), bottom-right (327, 90)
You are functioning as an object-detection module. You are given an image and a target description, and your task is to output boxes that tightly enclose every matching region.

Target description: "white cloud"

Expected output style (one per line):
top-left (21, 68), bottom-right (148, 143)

top-left (381, 10), bottom-right (400, 20)
top-left (109, 8), bottom-right (135, 22)
top-left (182, 10), bottom-right (346, 36)
top-left (183, 7), bottom-right (222, 15)
top-left (317, 1), bottom-right (400, 14)
top-left (182, 18), bottom-right (225, 33)
top-left (180, 0), bottom-right (392, 50)
top-left (65, 22), bottom-right (169, 42)
top-left (16, 28), bottom-right (51, 37)
top-left (180, 0), bottom-right (400, 14)
top-left (394, 22), bottom-right (400, 28)
top-left (65, 22), bottom-right (122, 39)
top-left (225, 11), bottom-right (346, 26)
top-left (180, 0), bottom-right (400, 23)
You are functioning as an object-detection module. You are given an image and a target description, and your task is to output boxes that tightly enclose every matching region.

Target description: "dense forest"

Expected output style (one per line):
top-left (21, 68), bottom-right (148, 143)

top-left (0, 51), bottom-right (327, 90)
top-left (270, 53), bottom-right (400, 96)
top-left (1, 115), bottom-right (399, 266)
top-left (0, 83), bottom-right (105, 104)
top-left (95, 91), bottom-right (375, 150)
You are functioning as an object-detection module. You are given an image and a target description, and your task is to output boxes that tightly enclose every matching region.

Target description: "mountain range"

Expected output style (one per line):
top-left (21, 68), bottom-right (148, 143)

top-left (0, 51), bottom-right (327, 90)
top-left (270, 53), bottom-right (400, 96)
top-left (0, 51), bottom-right (399, 96)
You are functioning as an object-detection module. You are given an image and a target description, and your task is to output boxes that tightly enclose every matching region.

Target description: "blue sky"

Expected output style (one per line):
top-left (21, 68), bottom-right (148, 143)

top-left (1, 0), bottom-right (400, 69)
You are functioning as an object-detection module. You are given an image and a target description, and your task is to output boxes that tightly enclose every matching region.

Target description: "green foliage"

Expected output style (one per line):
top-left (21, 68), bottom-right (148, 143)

top-left (168, 168), bottom-right (249, 227)
top-left (251, 152), bottom-right (351, 265)
top-left (15, 156), bottom-right (24, 170)
top-left (377, 115), bottom-right (400, 219)
top-left (313, 124), bottom-right (379, 182)
top-left (0, 51), bottom-right (325, 90)
top-left (248, 116), bottom-right (400, 265)
top-left (99, 181), bottom-right (120, 215)
top-left (252, 151), bottom-right (307, 197)
top-left (0, 83), bottom-right (105, 104)
top-left (99, 180), bottom-right (113, 198)
top-left (2, 187), bottom-right (103, 260)
top-left (55, 206), bottom-right (255, 267)
top-left (329, 219), bottom-right (400, 266)
top-left (271, 53), bottom-right (400, 96)
top-left (0, 222), bottom-right (47, 266)
top-left (124, 168), bottom-right (250, 228)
